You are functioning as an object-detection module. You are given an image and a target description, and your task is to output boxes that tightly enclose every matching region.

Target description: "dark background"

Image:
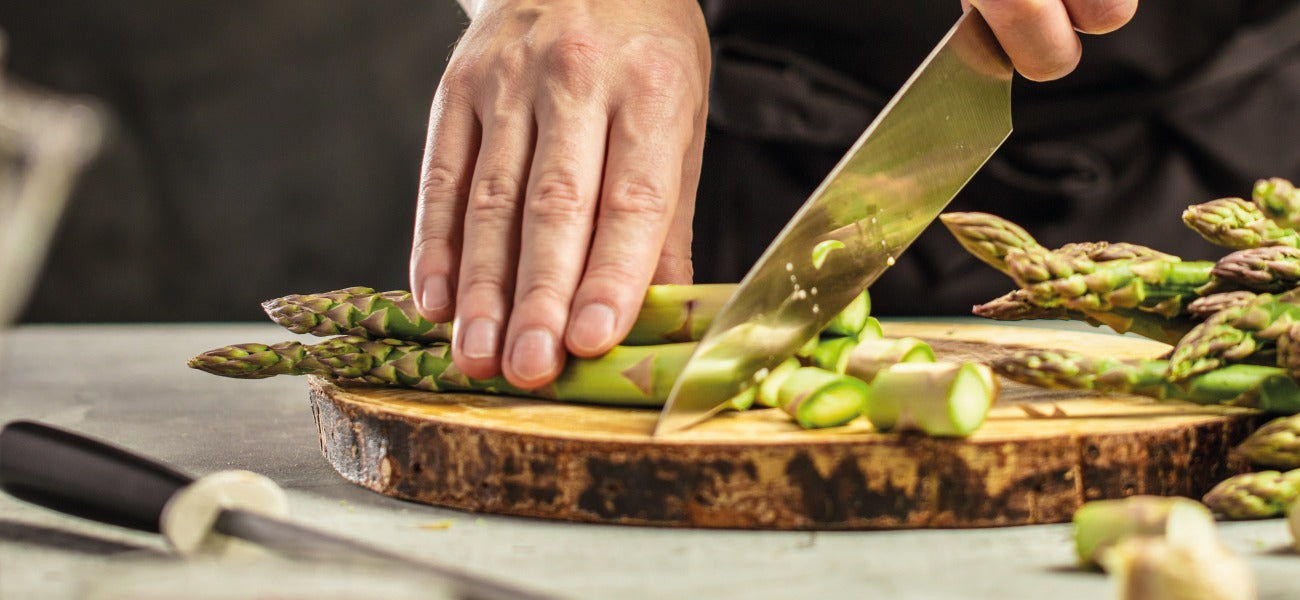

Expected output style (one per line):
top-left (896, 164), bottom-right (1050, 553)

top-left (3, 1), bottom-right (465, 322)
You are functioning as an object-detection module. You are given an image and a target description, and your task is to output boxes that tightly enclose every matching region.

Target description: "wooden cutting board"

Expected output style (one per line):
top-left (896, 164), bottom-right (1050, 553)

top-left (308, 322), bottom-right (1262, 530)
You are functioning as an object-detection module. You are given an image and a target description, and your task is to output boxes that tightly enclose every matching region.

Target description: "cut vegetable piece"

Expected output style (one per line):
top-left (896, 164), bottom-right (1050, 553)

top-left (1099, 536), bottom-right (1254, 600)
top-left (844, 337), bottom-right (935, 383)
top-left (864, 362), bottom-right (996, 437)
top-left (1072, 495), bottom-right (1219, 569)
top-left (823, 289), bottom-right (871, 337)
top-left (811, 239), bottom-right (846, 269)
top-left (777, 367), bottom-right (869, 429)
top-left (810, 336), bottom-right (858, 374)
top-left (756, 358), bottom-right (801, 408)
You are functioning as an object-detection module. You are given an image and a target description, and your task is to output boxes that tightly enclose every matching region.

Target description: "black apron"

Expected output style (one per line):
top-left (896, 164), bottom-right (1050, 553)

top-left (694, 0), bottom-right (1300, 316)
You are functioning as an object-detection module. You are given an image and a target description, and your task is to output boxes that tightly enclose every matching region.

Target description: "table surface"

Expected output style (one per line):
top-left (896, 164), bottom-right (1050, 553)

top-left (1, 323), bottom-right (1296, 600)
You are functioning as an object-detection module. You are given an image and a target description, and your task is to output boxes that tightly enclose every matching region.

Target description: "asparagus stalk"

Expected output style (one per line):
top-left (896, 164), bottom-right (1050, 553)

top-left (1072, 495), bottom-right (1219, 569)
top-left (1253, 176), bottom-right (1300, 229)
top-left (1182, 196), bottom-right (1300, 250)
top-left (808, 336), bottom-right (858, 374)
top-left (1211, 245), bottom-right (1300, 292)
top-left (822, 289), bottom-right (872, 338)
top-left (1166, 292), bottom-right (1300, 380)
top-left (1186, 290), bottom-right (1260, 319)
top-left (972, 290), bottom-right (1194, 346)
top-left (1233, 413), bottom-right (1300, 469)
top-left (1200, 469), bottom-right (1300, 519)
top-left (864, 362), bottom-right (997, 437)
top-left (1006, 251), bottom-right (1212, 317)
top-left (189, 336), bottom-right (700, 407)
top-left (992, 349), bottom-right (1300, 413)
top-left (1098, 536), bottom-right (1255, 600)
top-left (756, 357), bottom-right (801, 408)
top-left (777, 366), bottom-right (871, 429)
top-left (938, 211), bottom-right (1045, 275)
top-left (843, 337), bottom-right (935, 383)
top-left (264, 284), bottom-right (739, 345)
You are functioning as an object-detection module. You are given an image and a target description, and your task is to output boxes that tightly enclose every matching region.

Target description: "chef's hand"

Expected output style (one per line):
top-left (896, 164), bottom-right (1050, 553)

top-left (963, 0), bottom-right (1139, 81)
top-left (409, 0), bottom-right (710, 389)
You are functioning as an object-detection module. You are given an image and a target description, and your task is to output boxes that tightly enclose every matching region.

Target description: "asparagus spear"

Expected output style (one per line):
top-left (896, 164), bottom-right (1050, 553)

top-left (776, 366), bottom-right (871, 429)
top-left (1200, 469), bottom-right (1300, 519)
top-left (1233, 413), bottom-right (1300, 469)
top-left (972, 290), bottom-right (1194, 346)
top-left (1253, 176), bottom-right (1300, 229)
top-left (864, 362), bottom-right (997, 437)
top-left (264, 284), bottom-right (739, 345)
top-left (1186, 291), bottom-right (1260, 319)
top-left (1072, 495), bottom-right (1219, 569)
top-left (1211, 245), bottom-right (1300, 292)
top-left (938, 211), bottom-right (1045, 275)
top-left (992, 349), bottom-right (1300, 413)
top-left (756, 357), bottom-right (801, 408)
top-left (189, 336), bottom-right (699, 407)
top-left (1182, 196), bottom-right (1300, 250)
top-left (1166, 292), bottom-right (1300, 380)
top-left (1006, 251), bottom-right (1212, 317)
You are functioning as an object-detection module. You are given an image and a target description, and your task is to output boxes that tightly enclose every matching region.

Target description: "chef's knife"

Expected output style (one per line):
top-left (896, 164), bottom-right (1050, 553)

top-left (0, 420), bottom-right (553, 600)
top-left (656, 9), bottom-right (1013, 435)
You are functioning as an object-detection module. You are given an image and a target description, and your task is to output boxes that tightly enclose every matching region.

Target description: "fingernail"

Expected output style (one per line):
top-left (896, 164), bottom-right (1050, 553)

top-left (570, 303), bottom-right (617, 353)
top-left (511, 328), bottom-right (557, 381)
top-left (461, 318), bottom-right (499, 359)
top-left (420, 275), bottom-right (451, 313)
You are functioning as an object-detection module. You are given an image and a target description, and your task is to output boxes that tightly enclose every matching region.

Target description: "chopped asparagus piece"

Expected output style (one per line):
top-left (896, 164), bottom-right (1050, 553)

top-left (1099, 536), bottom-right (1254, 600)
top-left (864, 362), bottom-right (996, 437)
top-left (1072, 495), bottom-right (1219, 569)
top-left (843, 337), bottom-right (935, 383)
top-left (756, 357), bottom-right (801, 408)
top-left (778, 367), bottom-right (870, 429)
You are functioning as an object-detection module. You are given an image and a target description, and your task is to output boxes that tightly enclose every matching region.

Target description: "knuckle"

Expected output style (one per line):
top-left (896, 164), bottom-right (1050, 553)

top-left (469, 171), bottom-right (523, 215)
top-left (606, 175), bottom-right (671, 220)
top-left (460, 273), bottom-right (509, 302)
top-left (545, 35), bottom-right (602, 92)
top-left (630, 51), bottom-right (691, 97)
top-left (528, 167), bottom-right (588, 220)
top-left (493, 40), bottom-right (533, 82)
top-left (419, 164), bottom-right (463, 202)
top-left (513, 278), bottom-right (571, 310)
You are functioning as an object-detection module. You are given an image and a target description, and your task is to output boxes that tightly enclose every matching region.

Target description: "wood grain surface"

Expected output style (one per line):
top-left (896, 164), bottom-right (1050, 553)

top-left (308, 322), bottom-right (1262, 530)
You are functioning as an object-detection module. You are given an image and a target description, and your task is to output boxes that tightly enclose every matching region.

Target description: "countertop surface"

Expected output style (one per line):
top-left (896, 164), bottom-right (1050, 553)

top-left (1, 323), bottom-right (1296, 600)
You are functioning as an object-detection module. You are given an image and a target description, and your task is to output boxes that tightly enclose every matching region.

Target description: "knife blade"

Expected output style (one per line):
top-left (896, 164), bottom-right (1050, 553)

top-left (655, 9), bottom-right (1013, 435)
top-left (0, 420), bottom-right (553, 600)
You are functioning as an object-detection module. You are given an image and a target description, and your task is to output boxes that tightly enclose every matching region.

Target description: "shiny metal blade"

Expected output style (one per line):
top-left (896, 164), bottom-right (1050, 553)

top-left (655, 10), bottom-right (1012, 435)
top-left (214, 509), bottom-right (553, 600)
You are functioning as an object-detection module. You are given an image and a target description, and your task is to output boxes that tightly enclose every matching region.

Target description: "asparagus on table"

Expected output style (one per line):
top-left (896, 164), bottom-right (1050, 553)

top-left (863, 362), bottom-right (996, 437)
top-left (1252, 176), bottom-right (1300, 229)
top-left (1233, 413), bottom-right (1300, 469)
top-left (1071, 495), bottom-right (1219, 569)
top-left (973, 289), bottom-right (1195, 345)
top-left (992, 348), bottom-right (1300, 414)
top-left (1201, 469), bottom-right (1300, 520)
top-left (1182, 196), bottom-right (1300, 250)
top-left (189, 336), bottom-right (699, 407)
top-left (842, 337), bottom-right (935, 383)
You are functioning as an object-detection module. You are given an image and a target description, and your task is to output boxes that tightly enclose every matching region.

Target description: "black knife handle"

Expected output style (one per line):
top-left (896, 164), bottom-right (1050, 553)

top-left (0, 420), bottom-right (194, 533)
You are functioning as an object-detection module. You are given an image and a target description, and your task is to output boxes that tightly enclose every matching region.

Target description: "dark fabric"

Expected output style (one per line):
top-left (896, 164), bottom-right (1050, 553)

top-left (695, 0), bottom-right (1300, 315)
top-left (1, 1), bottom-right (464, 322)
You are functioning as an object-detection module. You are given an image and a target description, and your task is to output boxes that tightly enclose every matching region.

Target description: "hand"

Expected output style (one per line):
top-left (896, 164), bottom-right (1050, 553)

top-left (410, 0), bottom-right (710, 389)
top-left (964, 0), bottom-right (1139, 81)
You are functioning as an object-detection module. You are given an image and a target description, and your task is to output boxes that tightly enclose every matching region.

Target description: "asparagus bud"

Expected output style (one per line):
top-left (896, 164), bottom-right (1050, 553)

top-left (1211, 246), bottom-right (1300, 292)
top-left (1201, 469), bottom-right (1300, 519)
top-left (1182, 196), bottom-right (1300, 250)
top-left (1234, 413), bottom-right (1300, 469)
top-left (938, 212), bottom-right (1044, 275)
top-left (1253, 176), bottom-right (1300, 229)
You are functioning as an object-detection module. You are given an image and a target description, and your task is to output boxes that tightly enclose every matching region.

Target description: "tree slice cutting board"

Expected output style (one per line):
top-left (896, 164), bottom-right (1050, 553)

top-left (308, 321), bottom-right (1262, 530)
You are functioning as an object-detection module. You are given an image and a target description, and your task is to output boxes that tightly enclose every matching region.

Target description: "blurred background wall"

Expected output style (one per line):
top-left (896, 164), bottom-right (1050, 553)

top-left (1, 1), bottom-right (467, 322)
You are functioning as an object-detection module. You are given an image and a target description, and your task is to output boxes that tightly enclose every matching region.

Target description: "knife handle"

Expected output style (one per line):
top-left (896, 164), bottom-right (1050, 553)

top-left (0, 420), bottom-right (193, 533)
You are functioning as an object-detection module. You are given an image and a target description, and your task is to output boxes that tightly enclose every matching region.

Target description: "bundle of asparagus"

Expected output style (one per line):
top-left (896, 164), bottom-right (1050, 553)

top-left (947, 177), bottom-right (1300, 417)
top-left (192, 284), bottom-right (999, 435)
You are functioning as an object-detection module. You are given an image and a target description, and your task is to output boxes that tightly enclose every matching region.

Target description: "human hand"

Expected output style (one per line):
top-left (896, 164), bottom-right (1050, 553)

top-left (963, 0), bottom-right (1139, 81)
top-left (410, 0), bottom-right (710, 389)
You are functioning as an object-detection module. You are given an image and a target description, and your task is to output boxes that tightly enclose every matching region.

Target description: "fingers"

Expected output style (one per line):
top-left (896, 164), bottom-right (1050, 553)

top-left (561, 63), bottom-right (699, 361)
top-left (972, 0), bottom-right (1080, 81)
top-left (498, 82), bottom-right (608, 387)
top-left (410, 77), bottom-right (480, 324)
top-left (449, 86), bottom-right (535, 380)
top-left (1062, 0), bottom-right (1137, 34)
top-left (970, 0), bottom-right (1137, 81)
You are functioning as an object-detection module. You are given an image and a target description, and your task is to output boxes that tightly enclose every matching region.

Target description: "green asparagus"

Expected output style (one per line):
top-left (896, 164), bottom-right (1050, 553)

top-left (1253, 177), bottom-right (1300, 229)
top-left (777, 366), bottom-right (871, 429)
top-left (992, 349), bottom-right (1300, 413)
top-left (189, 336), bottom-right (699, 407)
top-left (1182, 196), bottom-right (1300, 250)
top-left (1201, 469), bottom-right (1300, 519)
top-left (1233, 413), bottom-right (1300, 469)
top-left (864, 362), bottom-right (996, 437)
top-left (1166, 292), bottom-right (1300, 380)
top-left (1072, 495), bottom-right (1219, 569)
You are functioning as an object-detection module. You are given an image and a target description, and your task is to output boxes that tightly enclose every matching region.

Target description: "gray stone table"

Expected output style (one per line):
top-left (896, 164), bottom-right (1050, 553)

top-left (0, 323), bottom-right (1295, 599)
